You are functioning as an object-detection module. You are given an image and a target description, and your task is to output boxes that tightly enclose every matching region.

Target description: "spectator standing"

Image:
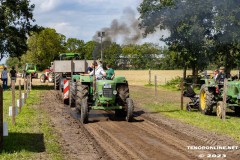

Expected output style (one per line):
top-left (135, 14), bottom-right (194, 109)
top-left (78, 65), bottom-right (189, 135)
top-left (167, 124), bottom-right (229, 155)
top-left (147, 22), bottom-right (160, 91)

top-left (106, 64), bottom-right (115, 80)
top-left (10, 66), bottom-right (17, 89)
top-left (1, 67), bottom-right (8, 90)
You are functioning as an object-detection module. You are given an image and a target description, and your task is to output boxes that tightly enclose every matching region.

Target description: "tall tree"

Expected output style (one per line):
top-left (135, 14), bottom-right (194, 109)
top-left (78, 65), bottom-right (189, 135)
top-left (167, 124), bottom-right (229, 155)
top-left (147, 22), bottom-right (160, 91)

top-left (138, 0), bottom-right (214, 78)
top-left (23, 28), bottom-right (66, 70)
top-left (103, 42), bottom-right (122, 68)
top-left (65, 38), bottom-right (85, 59)
top-left (0, 0), bottom-right (36, 60)
top-left (83, 41), bottom-right (98, 59)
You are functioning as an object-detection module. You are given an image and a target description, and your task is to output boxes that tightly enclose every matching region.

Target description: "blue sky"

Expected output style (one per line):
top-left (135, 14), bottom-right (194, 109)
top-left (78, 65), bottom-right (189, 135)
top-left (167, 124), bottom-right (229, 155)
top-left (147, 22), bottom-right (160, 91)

top-left (31, 0), bottom-right (142, 42)
top-left (30, 0), bottom-right (167, 44)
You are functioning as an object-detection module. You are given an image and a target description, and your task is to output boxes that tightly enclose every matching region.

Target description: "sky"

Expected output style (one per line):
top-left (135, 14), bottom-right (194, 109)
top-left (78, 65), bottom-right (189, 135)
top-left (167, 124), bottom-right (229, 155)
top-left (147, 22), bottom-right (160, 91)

top-left (30, 0), bottom-right (166, 45)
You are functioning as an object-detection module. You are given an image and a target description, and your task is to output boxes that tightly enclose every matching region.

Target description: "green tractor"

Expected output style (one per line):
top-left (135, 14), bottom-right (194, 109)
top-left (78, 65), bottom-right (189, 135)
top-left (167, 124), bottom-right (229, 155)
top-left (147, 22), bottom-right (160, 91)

top-left (70, 75), bottom-right (134, 124)
top-left (51, 53), bottom-right (134, 123)
top-left (23, 63), bottom-right (38, 78)
top-left (199, 77), bottom-right (240, 117)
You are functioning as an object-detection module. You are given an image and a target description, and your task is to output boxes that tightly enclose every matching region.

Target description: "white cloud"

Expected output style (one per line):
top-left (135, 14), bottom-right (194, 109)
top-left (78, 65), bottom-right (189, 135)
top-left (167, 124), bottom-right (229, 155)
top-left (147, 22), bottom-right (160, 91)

top-left (31, 0), bottom-right (63, 12)
top-left (30, 0), bottom-right (166, 46)
top-left (49, 22), bottom-right (80, 38)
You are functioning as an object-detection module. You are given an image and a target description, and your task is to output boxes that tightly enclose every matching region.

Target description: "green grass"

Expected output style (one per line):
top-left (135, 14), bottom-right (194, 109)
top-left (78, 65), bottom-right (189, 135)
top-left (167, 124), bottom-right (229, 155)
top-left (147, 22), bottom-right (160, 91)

top-left (0, 88), bottom-right (63, 160)
top-left (131, 88), bottom-right (240, 142)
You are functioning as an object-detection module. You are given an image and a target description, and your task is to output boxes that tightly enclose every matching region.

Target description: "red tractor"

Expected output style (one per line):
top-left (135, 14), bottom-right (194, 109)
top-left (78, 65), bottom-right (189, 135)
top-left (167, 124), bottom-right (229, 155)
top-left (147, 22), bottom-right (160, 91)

top-left (40, 69), bottom-right (54, 83)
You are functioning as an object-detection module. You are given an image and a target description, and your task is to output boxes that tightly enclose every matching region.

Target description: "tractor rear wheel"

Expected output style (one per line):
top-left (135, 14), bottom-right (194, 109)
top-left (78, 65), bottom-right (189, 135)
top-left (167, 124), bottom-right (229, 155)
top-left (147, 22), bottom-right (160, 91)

top-left (81, 97), bottom-right (88, 124)
top-left (76, 83), bottom-right (88, 112)
top-left (70, 82), bottom-right (76, 107)
top-left (126, 98), bottom-right (134, 122)
top-left (48, 72), bottom-right (54, 83)
top-left (76, 83), bottom-right (89, 124)
top-left (199, 85), bottom-right (214, 115)
top-left (40, 74), bottom-right (46, 83)
top-left (216, 101), bottom-right (223, 118)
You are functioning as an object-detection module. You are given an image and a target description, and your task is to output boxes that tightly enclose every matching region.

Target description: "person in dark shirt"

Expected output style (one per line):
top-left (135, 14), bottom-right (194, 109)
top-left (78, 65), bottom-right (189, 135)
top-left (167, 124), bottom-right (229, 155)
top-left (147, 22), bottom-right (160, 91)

top-left (10, 66), bottom-right (17, 89)
top-left (86, 63), bottom-right (94, 73)
top-left (216, 66), bottom-right (226, 83)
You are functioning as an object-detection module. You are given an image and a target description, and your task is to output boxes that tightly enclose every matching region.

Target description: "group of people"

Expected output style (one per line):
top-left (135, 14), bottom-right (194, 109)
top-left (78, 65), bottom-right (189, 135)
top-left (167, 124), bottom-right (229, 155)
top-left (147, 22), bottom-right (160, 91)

top-left (85, 61), bottom-right (115, 80)
top-left (1, 66), bottom-right (17, 90)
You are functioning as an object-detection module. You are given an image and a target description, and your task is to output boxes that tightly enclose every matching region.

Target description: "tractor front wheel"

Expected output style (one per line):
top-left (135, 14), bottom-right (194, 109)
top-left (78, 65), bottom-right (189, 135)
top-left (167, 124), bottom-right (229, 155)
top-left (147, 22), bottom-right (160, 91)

top-left (40, 74), bottom-right (46, 83)
top-left (126, 98), bottom-right (134, 122)
top-left (199, 85), bottom-right (214, 115)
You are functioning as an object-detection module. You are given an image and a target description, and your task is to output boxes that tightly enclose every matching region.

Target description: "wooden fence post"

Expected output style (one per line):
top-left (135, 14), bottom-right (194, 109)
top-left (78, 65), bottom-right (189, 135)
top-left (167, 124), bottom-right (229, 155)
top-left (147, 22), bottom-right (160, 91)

top-left (155, 75), bottom-right (157, 97)
top-left (24, 78), bottom-right (27, 103)
top-left (30, 75), bottom-right (32, 90)
top-left (181, 78), bottom-right (184, 110)
top-left (222, 78), bottom-right (227, 120)
top-left (0, 86), bottom-right (3, 146)
top-left (149, 69), bottom-right (151, 85)
top-left (19, 80), bottom-right (22, 112)
top-left (12, 80), bottom-right (16, 125)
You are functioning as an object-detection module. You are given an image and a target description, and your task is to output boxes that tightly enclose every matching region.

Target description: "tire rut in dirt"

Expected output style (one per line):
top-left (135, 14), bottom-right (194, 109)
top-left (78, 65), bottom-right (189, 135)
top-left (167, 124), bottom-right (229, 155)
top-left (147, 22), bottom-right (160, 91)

top-left (85, 120), bottom-right (194, 160)
top-left (40, 90), bottom-right (109, 160)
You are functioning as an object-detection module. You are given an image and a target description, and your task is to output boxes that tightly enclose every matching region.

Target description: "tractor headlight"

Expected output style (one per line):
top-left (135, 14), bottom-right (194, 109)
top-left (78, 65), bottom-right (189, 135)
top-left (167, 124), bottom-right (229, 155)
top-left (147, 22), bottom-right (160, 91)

top-left (98, 90), bottom-right (103, 95)
top-left (113, 90), bottom-right (117, 95)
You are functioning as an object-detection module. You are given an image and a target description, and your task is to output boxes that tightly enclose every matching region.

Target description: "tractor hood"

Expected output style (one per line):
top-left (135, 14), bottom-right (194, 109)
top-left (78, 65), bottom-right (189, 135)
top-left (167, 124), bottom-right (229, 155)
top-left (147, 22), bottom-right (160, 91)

top-left (96, 80), bottom-right (117, 104)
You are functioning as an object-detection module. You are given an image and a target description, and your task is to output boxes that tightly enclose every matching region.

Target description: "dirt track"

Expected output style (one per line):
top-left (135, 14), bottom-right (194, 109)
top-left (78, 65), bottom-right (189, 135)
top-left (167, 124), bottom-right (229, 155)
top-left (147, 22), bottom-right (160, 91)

top-left (40, 87), bottom-right (240, 160)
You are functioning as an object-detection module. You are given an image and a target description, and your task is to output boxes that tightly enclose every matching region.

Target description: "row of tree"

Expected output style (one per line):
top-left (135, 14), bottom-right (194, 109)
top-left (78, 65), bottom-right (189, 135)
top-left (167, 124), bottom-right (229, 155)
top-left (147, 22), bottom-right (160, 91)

top-left (138, 0), bottom-right (240, 78)
top-left (6, 27), bottom-right (178, 70)
top-left (3, 0), bottom-right (240, 76)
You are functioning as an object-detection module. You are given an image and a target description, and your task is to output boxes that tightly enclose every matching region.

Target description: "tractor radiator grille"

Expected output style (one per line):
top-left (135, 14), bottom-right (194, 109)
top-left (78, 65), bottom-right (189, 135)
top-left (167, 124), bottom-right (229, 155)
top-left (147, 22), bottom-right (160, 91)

top-left (103, 88), bottom-right (113, 98)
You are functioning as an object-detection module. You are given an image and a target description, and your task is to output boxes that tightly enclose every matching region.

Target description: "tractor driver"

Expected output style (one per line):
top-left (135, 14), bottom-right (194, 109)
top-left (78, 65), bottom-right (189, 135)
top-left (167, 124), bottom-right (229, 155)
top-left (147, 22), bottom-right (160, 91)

top-left (216, 66), bottom-right (226, 83)
top-left (83, 61), bottom-right (106, 80)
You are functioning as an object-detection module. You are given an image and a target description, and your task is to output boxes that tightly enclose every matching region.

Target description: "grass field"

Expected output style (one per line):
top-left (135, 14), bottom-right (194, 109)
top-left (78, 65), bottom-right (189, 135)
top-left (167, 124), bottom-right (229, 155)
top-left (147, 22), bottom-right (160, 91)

top-left (115, 70), bottom-right (192, 86)
top-left (0, 87), bottom-right (63, 160)
top-left (116, 70), bottom-right (239, 86)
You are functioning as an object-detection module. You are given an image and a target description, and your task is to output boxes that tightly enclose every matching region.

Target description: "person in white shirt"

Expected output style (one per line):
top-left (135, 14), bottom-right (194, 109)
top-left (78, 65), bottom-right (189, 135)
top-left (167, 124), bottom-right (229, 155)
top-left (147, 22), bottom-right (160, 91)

top-left (84, 62), bottom-right (106, 80)
top-left (1, 67), bottom-right (8, 90)
top-left (90, 62), bottom-right (106, 80)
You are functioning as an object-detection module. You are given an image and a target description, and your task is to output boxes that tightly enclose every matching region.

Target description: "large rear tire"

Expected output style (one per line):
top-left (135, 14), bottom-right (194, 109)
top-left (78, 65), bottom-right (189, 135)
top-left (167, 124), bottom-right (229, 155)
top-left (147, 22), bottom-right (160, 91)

top-left (199, 85), bottom-right (214, 115)
top-left (40, 74), bottom-right (46, 83)
top-left (70, 82), bottom-right (76, 107)
top-left (76, 84), bottom-right (89, 124)
top-left (81, 97), bottom-right (88, 124)
top-left (126, 98), bottom-right (134, 122)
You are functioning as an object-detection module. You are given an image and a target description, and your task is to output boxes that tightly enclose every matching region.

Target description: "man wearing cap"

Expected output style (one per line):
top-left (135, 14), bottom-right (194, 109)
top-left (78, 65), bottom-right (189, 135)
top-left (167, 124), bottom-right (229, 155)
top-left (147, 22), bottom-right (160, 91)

top-left (216, 66), bottom-right (226, 83)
